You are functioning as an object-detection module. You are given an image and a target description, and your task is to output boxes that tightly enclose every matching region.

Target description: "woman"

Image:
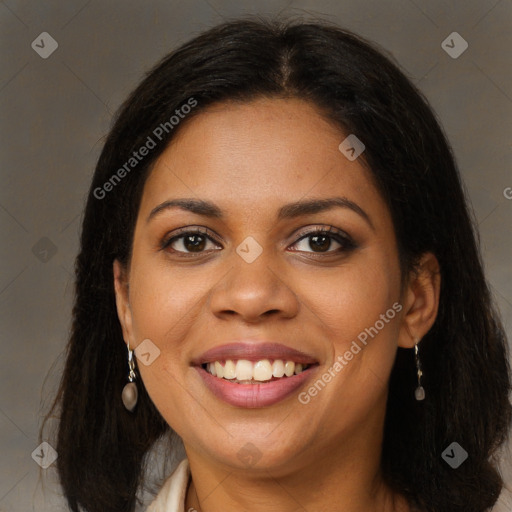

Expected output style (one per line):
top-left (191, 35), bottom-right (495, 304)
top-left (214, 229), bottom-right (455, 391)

top-left (42, 18), bottom-right (512, 512)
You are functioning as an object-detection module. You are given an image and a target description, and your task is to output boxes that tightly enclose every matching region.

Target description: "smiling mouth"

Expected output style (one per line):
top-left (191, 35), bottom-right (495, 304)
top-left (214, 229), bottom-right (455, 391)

top-left (201, 359), bottom-right (317, 384)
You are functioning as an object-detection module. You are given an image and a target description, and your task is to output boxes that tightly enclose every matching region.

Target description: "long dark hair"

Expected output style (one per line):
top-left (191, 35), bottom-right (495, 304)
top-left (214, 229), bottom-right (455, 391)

top-left (42, 17), bottom-right (512, 512)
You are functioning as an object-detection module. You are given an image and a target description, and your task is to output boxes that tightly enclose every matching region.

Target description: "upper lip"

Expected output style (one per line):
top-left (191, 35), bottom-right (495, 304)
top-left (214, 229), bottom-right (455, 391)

top-left (190, 342), bottom-right (319, 366)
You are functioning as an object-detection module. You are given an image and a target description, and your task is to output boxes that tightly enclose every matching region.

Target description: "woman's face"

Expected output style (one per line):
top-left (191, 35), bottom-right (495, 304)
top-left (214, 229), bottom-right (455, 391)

top-left (115, 97), bottom-right (411, 473)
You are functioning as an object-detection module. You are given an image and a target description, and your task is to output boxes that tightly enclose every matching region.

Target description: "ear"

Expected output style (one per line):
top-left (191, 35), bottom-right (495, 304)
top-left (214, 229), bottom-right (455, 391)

top-left (397, 252), bottom-right (441, 348)
top-left (113, 259), bottom-right (134, 345)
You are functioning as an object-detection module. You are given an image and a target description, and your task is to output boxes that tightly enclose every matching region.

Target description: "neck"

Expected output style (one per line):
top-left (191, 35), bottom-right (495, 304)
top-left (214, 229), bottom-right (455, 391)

top-left (183, 410), bottom-right (410, 512)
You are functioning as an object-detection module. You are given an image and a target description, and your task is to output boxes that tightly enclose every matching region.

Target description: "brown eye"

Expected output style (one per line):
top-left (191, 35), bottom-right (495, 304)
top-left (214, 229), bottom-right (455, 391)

top-left (162, 228), bottom-right (222, 255)
top-left (294, 233), bottom-right (341, 253)
top-left (307, 234), bottom-right (334, 252)
top-left (290, 227), bottom-right (356, 255)
top-left (179, 234), bottom-right (207, 252)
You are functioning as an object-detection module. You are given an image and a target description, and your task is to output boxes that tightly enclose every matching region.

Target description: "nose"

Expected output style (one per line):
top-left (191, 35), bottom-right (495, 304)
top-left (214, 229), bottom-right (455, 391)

top-left (208, 247), bottom-right (300, 324)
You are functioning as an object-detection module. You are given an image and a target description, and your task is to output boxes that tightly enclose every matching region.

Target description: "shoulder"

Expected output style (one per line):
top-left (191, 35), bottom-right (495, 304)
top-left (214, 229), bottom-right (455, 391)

top-left (146, 458), bottom-right (191, 512)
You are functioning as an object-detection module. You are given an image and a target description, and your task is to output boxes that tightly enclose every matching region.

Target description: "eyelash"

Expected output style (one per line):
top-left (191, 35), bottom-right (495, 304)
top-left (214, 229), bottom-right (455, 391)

top-left (160, 225), bottom-right (357, 258)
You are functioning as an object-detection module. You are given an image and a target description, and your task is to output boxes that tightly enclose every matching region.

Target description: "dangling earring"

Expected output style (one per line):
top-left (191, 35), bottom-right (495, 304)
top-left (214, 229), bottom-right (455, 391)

top-left (414, 338), bottom-right (425, 401)
top-left (122, 342), bottom-right (138, 412)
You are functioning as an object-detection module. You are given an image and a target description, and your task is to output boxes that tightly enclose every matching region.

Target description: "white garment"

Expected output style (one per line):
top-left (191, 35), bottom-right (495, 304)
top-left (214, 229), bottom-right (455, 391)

top-left (146, 458), bottom-right (191, 512)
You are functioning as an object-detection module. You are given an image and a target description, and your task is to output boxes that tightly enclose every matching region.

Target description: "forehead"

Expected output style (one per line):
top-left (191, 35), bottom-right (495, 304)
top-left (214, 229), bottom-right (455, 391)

top-left (140, 97), bottom-right (385, 222)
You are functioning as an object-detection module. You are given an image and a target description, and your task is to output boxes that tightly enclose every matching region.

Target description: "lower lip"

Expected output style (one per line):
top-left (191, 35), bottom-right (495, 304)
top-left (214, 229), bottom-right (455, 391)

top-left (194, 365), bottom-right (318, 408)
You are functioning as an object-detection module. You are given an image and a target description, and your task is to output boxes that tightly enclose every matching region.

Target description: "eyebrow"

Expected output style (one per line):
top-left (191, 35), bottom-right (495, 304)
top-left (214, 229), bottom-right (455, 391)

top-left (147, 196), bottom-right (374, 230)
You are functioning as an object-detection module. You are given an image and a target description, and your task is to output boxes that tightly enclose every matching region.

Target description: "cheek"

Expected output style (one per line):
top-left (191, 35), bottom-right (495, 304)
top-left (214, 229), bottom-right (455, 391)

top-left (126, 262), bottom-right (207, 419)
top-left (300, 257), bottom-right (401, 345)
top-left (293, 262), bottom-right (401, 428)
top-left (128, 258), bottom-right (208, 343)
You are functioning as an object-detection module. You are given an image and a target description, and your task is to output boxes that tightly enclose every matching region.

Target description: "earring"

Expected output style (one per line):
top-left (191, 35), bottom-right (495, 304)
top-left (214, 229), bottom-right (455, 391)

top-left (121, 342), bottom-right (138, 412)
top-left (414, 339), bottom-right (425, 401)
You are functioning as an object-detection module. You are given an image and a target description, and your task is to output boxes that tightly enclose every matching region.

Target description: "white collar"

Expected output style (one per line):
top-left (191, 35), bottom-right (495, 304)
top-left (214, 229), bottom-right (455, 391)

top-left (146, 458), bottom-right (190, 512)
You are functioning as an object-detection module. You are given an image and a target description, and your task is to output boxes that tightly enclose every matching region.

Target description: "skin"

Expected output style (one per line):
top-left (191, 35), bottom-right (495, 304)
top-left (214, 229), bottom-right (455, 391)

top-left (114, 97), bottom-right (440, 512)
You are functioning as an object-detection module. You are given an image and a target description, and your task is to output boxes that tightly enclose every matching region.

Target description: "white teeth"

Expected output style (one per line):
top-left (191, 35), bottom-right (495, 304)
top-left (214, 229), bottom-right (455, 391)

top-left (272, 360), bottom-right (285, 378)
top-left (235, 360), bottom-right (253, 381)
top-left (223, 360), bottom-right (236, 379)
top-left (253, 360), bottom-right (272, 381)
top-left (205, 359), bottom-right (310, 381)
top-left (214, 361), bottom-right (224, 379)
top-left (284, 361), bottom-right (295, 377)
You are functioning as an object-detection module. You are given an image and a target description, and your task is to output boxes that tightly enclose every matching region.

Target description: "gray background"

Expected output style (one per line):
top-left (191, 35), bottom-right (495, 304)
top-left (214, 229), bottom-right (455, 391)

top-left (1, 0), bottom-right (511, 510)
